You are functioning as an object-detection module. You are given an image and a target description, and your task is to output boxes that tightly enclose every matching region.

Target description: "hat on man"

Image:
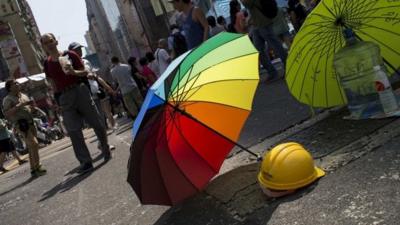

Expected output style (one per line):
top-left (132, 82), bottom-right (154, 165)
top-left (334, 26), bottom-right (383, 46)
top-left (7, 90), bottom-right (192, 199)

top-left (68, 42), bottom-right (83, 50)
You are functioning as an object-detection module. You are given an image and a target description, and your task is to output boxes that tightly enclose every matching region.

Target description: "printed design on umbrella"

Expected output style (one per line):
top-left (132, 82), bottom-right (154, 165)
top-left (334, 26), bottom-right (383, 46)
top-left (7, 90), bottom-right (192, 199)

top-left (285, 0), bottom-right (400, 107)
top-left (128, 32), bottom-right (259, 205)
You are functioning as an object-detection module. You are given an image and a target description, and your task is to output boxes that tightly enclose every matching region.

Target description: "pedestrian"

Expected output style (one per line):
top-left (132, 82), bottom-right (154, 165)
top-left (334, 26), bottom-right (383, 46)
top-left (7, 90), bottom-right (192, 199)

top-left (2, 80), bottom-right (46, 177)
top-left (40, 33), bottom-right (112, 174)
top-left (241, 0), bottom-right (288, 81)
top-left (0, 118), bottom-right (27, 173)
top-left (217, 16), bottom-right (228, 31)
top-left (168, 25), bottom-right (188, 59)
top-left (207, 16), bottom-right (225, 37)
top-left (272, 7), bottom-right (292, 50)
top-left (127, 57), bottom-right (148, 97)
top-left (68, 42), bottom-right (117, 132)
top-left (139, 57), bottom-right (157, 87)
top-left (154, 39), bottom-right (171, 76)
top-left (288, 0), bottom-right (308, 31)
top-left (145, 52), bottom-right (160, 78)
top-left (110, 56), bottom-right (143, 118)
top-left (229, 0), bottom-right (248, 34)
top-left (168, 0), bottom-right (209, 49)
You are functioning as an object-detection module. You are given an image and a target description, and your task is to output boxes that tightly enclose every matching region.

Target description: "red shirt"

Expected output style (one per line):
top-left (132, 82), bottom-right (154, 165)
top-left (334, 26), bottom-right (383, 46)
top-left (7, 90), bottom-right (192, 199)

top-left (141, 65), bottom-right (157, 86)
top-left (44, 51), bottom-right (84, 92)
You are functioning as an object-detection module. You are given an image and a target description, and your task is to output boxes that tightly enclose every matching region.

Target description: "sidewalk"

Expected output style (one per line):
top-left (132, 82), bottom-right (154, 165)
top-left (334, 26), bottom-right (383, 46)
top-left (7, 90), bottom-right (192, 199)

top-left (155, 108), bottom-right (400, 225)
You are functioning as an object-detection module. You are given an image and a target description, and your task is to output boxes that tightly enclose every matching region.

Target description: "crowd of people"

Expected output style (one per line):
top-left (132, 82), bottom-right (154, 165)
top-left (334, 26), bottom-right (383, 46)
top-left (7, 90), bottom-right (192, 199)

top-left (0, 0), bottom-right (320, 178)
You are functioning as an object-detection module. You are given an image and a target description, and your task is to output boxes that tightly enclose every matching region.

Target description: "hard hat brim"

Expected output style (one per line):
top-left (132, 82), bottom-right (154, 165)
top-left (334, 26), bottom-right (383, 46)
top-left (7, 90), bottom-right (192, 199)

top-left (315, 166), bottom-right (325, 178)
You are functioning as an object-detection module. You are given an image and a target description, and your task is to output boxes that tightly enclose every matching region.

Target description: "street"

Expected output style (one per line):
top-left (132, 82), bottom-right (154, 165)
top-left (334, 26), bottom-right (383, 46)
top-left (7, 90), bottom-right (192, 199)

top-left (1, 77), bottom-right (399, 225)
top-left (0, 76), bottom-right (312, 225)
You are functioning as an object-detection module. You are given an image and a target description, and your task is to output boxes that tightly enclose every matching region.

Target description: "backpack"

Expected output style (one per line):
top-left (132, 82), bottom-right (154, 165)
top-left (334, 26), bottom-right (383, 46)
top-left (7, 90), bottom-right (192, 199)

top-left (172, 32), bottom-right (188, 57)
top-left (256, 0), bottom-right (278, 19)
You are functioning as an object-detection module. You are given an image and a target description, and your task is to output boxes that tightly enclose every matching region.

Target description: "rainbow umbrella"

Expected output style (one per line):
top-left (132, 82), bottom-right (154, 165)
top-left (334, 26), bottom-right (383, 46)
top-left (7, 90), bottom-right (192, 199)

top-left (127, 32), bottom-right (259, 206)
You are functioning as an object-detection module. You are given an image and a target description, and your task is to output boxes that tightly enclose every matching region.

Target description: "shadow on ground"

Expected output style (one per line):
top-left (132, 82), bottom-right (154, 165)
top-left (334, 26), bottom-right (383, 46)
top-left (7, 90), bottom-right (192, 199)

top-left (153, 163), bottom-right (317, 225)
top-left (38, 158), bottom-right (109, 202)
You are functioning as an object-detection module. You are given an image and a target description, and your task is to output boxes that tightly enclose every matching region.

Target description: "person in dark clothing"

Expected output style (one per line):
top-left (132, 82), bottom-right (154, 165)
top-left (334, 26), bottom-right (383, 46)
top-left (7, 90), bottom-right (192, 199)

top-left (127, 57), bottom-right (147, 96)
top-left (288, 0), bottom-right (308, 31)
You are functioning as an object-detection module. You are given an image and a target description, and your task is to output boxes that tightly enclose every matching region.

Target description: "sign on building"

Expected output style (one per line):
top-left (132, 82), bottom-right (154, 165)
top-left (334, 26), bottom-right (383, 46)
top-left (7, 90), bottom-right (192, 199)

top-left (0, 21), bottom-right (28, 79)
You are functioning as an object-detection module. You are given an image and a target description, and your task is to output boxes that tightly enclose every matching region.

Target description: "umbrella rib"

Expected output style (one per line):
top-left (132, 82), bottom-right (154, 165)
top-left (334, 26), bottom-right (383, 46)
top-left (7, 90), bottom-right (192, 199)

top-left (166, 101), bottom-right (259, 158)
top-left (322, 0), bottom-right (337, 18)
top-left (168, 112), bottom-right (220, 175)
top-left (354, 27), bottom-right (400, 56)
top-left (348, 5), bottom-right (400, 18)
top-left (310, 44), bottom-right (325, 107)
top-left (329, 27), bottom-right (346, 106)
top-left (177, 66), bottom-right (204, 103)
top-left (288, 29), bottom-right (338, 90)
top-left (160, 108), bottom-right (201, 199)
top-left (169, 35), bottom-right (248, 96)
top-left (175, 65), bottom-right (195, 103)
top-left (173, 78), bottom-right (259, 105)
top-left (172, 52), bottom-right (259, 102)
top-left (286, 26), bottom-right (338, 81)
top-left (180, 100), bottom-right (253, 112)
top-left (354, 19), bottom-right (400, 36)
top-left (293, 28), bottom-right (338, 98)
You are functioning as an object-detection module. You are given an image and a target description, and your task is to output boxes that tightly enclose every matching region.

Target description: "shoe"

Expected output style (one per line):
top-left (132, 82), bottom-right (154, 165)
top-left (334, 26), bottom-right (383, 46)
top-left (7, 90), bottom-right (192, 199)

top-left (0, 167), bottom-right (9, 173)
top-left (109, 145), bottom-right (115, 151)
top-left (18, 159), bottom-right (28, 165)
top-left (103, 152), bottom-right (112, 162)
top-left (77, 163), bottom-right (94, 174)
top-left (112, 126), bottom-right (118, 132)
top-left (266, 73), bottom-right (278, 82)
top-left (31, 166), bottom-right (47, 177)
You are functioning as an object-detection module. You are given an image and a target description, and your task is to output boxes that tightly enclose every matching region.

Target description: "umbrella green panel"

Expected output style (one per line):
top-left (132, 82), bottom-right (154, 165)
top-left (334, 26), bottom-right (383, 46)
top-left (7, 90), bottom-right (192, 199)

top-left (285, 0), bottom-right (400, 108)
top-left (168, 33), bottom-right (258, 100)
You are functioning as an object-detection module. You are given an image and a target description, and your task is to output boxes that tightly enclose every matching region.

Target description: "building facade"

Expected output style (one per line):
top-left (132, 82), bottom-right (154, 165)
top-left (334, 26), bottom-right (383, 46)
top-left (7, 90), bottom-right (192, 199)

top-left (0, 0), bottom-right (45, 80)
top-left (85, 0), bottom-right (175, 68)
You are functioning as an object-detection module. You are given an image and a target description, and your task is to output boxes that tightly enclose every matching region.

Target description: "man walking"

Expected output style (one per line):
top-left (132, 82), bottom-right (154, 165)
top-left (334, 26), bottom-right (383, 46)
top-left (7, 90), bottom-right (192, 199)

top-left (241, 0), bottom-right (288, 81)
top-left (40, 33), bottom-right (112, 173)
top-left (110, 56), bottom-right (143, 118)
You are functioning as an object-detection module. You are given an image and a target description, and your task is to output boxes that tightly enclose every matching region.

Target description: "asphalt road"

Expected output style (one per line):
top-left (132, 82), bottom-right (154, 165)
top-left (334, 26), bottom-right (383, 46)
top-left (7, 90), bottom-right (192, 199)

top-left (0, 78), bottom-right (312, 225)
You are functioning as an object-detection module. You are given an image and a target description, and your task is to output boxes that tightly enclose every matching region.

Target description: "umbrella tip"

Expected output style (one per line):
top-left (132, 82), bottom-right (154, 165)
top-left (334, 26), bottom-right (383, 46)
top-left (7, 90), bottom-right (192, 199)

top-left (334, 17), bottom-right (345, 26)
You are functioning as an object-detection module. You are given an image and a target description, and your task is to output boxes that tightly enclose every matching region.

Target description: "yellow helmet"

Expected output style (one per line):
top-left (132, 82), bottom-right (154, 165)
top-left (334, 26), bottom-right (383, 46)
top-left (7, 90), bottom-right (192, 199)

top-left (258, 142), bottom-right (325, 191)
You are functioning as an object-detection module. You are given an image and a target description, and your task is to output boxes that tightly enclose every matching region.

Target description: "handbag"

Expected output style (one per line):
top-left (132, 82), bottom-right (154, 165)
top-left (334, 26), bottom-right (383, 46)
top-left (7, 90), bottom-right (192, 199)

top-left (17, 119), bottom-right (30, 133)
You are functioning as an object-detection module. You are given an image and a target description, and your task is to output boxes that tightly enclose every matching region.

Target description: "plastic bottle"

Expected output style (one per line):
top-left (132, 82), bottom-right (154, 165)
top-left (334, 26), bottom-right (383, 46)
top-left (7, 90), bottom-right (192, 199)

top-left (333, 28), bottom-right (383, 118)
top-left (373, 66), bottom-right (398, 114)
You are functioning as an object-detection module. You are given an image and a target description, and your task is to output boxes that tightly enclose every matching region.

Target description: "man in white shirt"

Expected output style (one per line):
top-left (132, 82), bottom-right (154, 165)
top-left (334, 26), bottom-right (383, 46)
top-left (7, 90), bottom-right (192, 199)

top-left (110, 56), bottom-right (143, 118)
top-left (154, 39), bottom-right (171, 77)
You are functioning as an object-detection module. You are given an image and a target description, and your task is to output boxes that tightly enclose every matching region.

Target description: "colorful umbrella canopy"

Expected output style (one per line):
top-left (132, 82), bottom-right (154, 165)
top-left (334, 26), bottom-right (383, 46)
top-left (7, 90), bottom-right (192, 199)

top-left (286, 0), bottom-right (400, 107)
top-left (127, 32), bottom-right (259, 206)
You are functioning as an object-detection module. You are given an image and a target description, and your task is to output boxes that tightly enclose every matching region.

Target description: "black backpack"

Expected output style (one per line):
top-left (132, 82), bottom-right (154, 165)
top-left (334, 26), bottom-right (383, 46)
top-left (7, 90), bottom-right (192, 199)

top-left (172, 32), bottom-right (188, 57)
top-left (256, 0), bottom-right (278, 19)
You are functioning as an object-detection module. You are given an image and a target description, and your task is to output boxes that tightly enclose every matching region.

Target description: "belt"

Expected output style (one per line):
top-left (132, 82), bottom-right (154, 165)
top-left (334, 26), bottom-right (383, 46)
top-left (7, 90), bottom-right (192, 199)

top-left (59, 83), bottom-right (82, 94)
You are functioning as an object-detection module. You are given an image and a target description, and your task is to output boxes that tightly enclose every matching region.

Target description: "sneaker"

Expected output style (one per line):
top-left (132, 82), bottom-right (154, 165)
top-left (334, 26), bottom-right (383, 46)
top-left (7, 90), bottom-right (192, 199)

top-left (18, 159), bottom-right (28, 165)
top-left (77, 163), bottom-right (94, 174)
top-left (109, 145), bottom-right (116, 151)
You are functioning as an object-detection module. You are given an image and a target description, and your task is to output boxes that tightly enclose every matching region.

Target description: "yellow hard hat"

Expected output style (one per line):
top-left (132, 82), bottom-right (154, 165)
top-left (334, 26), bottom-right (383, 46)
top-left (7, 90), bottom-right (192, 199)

top-left (258, 142), bottom-right (325, 191)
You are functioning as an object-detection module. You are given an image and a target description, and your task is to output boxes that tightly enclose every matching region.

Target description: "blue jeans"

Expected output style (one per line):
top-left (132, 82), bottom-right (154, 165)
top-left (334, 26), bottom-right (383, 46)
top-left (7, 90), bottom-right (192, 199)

top-left (252, 25), bottom-right (288, 77)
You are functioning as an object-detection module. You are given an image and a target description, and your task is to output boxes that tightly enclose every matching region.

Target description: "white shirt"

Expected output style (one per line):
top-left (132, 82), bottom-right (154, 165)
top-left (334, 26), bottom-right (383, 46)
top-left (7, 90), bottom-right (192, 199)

top-left (83, 59), bottom-right (100, 96)
top-left (110, 63), bottom-right (137, 95)
top-left (154, 48), bottom-right (170, 76)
